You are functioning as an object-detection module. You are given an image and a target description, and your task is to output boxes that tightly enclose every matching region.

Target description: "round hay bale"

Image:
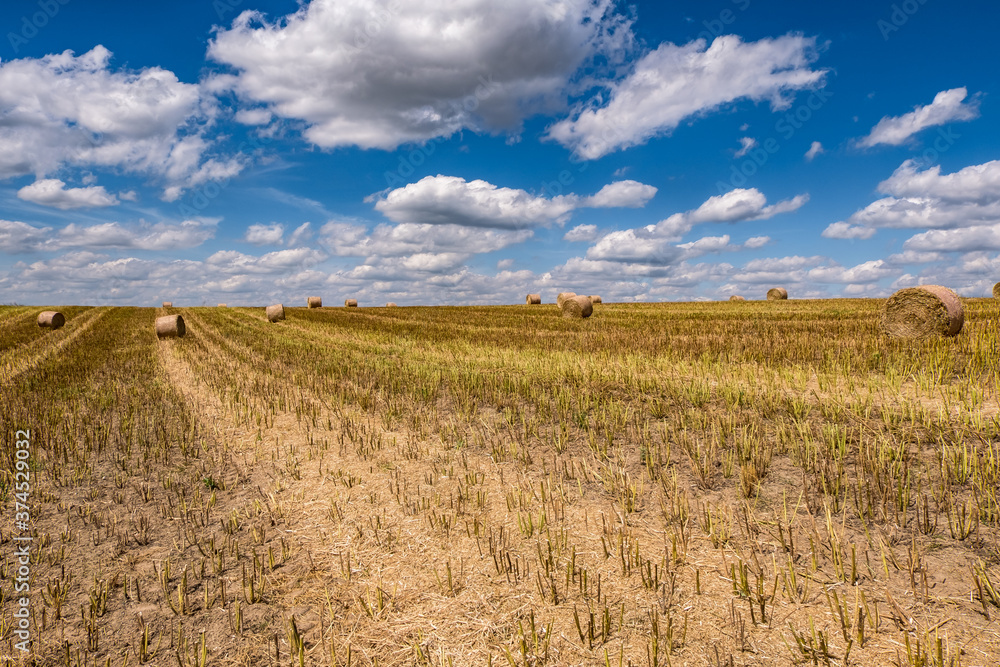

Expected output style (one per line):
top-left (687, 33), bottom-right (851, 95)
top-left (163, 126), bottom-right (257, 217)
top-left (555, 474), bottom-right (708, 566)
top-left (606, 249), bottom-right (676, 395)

top-left (345, 299), bottom-right (358, 307)
top-left (766, 287), bottom-right (788, 301)
top-left (561, 295), bottom-right (593, 319)
top-left (385, 302), bottom-right (397, 308)
top-left (993, 282), bottom-right (1000, 299)
top-left (307, 296), bottom-right (322, 308)
top-left (729, 295), bottom-right (746, 302)
top-left (881, 285), bottom-right (964, 338)
top-left (589, 295), bottom-right (602, 304)
top-left (37, 311), bottom-right (65, 329)
top-left (556, 292), bottom-right (577, 308)
top-left (217, 303), bottom-right (227, 307)
top-left (265, 304), bottom-right (285, 323)
top-left (162, 301), bottom-right (173, 308)
top-left (525, 294), bottom-right (541, 305)
top-left (155, 314), bottom-right (185, 338)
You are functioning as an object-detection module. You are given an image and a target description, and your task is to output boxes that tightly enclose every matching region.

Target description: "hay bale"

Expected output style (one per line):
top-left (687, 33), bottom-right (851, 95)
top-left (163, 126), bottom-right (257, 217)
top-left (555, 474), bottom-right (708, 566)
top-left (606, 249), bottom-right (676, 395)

top-left (155, 314), bottom-right (185, 338)
top-left (561, 295), bottom-right (593, 319)
top-left (266, 304), bottom-right (285, 322)
top-left (766, 287), bottom-right (788, 301)
top-left (162, 301), bottom-right (173, 308)
top-left (589, 295), bottom-right (602, 304)
top-left (881, 285), bottom-right (964, 338)
top-left (993, 282), bottom-right (1000, 299)
top-left (308, 297), bottom-right (322, 308)
top-left (385, 302), bottom-right (397, 308)
top-left (345, 299), bottom-right (358, 307)
top-left (556, 292), bottom-right (577, 308)
top-left (525, 294), bottom-right (541, 305)
top-left (217, 303), bottom-right (227, 307)
top-left (37, 311), bottom-right (65, 329)
top-left (729, 295), bottom-right (746, 302)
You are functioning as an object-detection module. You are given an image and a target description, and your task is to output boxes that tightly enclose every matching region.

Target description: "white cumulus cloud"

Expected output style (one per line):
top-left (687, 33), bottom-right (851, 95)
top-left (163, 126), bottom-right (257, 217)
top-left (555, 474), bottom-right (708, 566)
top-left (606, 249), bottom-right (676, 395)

top-left (0, 46), bottom-right (240, 198)
top-left (829, 159), bottom-right (1000, 238)
top-left (582, 180), bottom-right (657, 208)
top-left (244, 223), bottom-right (285, 245)
top-left (17, 178), bottom-right (119, 209)
top-left (209, 0), bottom-right (633, 150)
top-left (372, 175), bottom-right (656, 230)
top-left (547, 34), bottom-right (826, 159)
top-left (857, 87), bottom-right (979, 148)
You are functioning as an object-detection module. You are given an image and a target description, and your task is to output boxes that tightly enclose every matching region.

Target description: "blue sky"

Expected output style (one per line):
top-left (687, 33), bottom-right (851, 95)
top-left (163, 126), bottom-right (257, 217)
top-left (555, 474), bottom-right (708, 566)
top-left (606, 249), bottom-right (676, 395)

top-left (1, 0), bottom-right (998, 306)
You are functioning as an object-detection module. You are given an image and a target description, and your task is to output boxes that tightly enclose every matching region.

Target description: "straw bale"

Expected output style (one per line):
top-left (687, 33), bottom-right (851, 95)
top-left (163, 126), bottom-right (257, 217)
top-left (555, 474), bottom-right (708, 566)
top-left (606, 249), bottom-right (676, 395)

top-left (556, 292), bottom-right (577, 308)
top-left (881, 285), bottom-right (964, 338)
top-left (561, 295), bottom-right (593, 319)
top-left (37, 311), bottom-right (65, 329)
top-left (155, 314), bottom-right (185, 338)
top-left (766, 287), bottom-right (788, 300)
top-left (266, 304), bottom-right (285, 322)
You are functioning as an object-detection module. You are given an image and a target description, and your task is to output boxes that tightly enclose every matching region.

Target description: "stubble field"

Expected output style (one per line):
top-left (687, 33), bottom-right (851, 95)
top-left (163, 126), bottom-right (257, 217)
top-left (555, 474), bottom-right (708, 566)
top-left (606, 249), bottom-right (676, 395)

top-left (1, 298), bottom-right (999, 666)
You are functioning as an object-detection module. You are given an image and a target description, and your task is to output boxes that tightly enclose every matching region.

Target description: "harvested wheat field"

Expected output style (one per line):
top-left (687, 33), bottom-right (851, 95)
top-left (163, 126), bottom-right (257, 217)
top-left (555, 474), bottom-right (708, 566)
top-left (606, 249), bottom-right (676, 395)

top-left (2, 299), bottom-right (1000, 666)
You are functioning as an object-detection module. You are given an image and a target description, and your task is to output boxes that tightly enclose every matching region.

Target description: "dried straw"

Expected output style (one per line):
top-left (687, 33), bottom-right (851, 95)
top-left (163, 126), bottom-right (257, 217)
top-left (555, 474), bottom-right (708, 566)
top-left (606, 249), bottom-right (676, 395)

top-left (556, 292), bottom-right (577, 308)
top-left (345, 299), bottom-right (358, 307)
top-left (385, 302), bottom-right (397, 308)
top-left (308, 297), bottom-right (322, 308)
top-left (217, 303), bottom-right (227, 307)
top-left (162, 301), bottom-right (173, 308)
top-left (37, 311), bottom-right (65, 329)
top-left (589, 295), bottom-right (602, 304)
top-left (881, 285), bottom-right (964, 338)
top-left (525, 294), bottom-right (541, 305)
top-left (766, 287), bottom-right (788, 301)
top-left (155, 314), bottom-right (185, 338)
top-left (266, 304), bottom-right (285, 323)
top-left (561, 295), bottom-right (593, 319)
top-left (729, 295), bottom-right (746, 302)
top-left (993, 282), bottom-right (1000, 299)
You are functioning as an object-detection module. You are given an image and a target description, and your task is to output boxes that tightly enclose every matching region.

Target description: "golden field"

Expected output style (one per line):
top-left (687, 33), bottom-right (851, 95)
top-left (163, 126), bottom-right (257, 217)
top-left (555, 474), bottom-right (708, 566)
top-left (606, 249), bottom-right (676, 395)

top-left (1, 299), bottom-right (999, 666)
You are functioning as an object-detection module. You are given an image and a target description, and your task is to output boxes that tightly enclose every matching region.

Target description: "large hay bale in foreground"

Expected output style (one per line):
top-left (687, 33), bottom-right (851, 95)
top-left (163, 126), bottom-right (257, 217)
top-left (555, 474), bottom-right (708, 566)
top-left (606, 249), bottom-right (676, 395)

top-left (589, 295), bottom-right (602, 304)
top-left (162, 301), bottom-right (172, 308)
top-left (882, 285), bottom-right (964, 338)
top-left (525, 294), bottom-right (541, 305)
top-left (729, 295), bottom-right (746, 302)
top-left (345, 299), bottom-right (358, 307)
top-left (766, 287), bottom-right (787, 301)
top-left (307, 296), bottom-right (322, 308)
top-left (385, 302), bottom-right (397, 308)
top-left (37, 311), bottom-right (65, 329)
top-left (556, 292), bottom-right (577, 308)
top-left (561, 295), bottom-right (593, 319)
top-left (155, 315), bottom-right (185, 338)
top-left (266, 304), bottom-right (285, 322)
top-left (993, 282), bottom-right (1000, 299)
